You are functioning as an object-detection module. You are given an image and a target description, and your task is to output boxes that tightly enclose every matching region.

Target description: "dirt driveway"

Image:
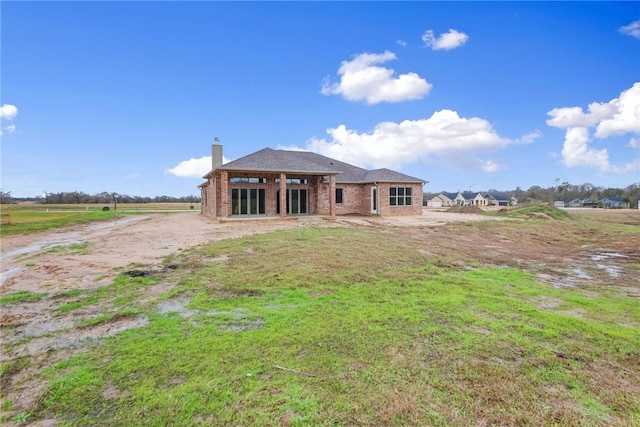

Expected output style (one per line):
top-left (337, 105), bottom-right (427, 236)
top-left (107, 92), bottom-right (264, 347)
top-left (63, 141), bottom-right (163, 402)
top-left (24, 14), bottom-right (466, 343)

top-left (0, 210), bottom-right (493, 296)
top-left (1, 213), bottom-right (299, 295)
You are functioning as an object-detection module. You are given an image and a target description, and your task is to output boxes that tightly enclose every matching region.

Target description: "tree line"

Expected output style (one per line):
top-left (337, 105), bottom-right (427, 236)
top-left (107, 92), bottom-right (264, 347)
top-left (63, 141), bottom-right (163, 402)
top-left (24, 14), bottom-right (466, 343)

top-left (2, 181), bottom-right (639, 207)
top-left (0, 190), bottom-right (200, 205)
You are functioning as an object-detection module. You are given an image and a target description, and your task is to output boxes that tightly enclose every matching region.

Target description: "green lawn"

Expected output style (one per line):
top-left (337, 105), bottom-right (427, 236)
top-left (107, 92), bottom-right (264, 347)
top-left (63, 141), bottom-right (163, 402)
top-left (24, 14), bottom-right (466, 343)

top-left (0, 203), bottom-right (195, 237)
top-left (0, 209), bottom-right (119, 237)
top-left (3, 226), bottom-right (636, 426)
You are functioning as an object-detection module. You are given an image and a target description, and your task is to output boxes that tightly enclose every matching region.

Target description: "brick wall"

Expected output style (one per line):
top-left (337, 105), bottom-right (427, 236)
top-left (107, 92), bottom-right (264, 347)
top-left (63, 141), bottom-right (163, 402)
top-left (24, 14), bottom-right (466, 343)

top-left (201, 171), bottom-right (423, 218)
top-left (335, 184), bottom-right (368, 215)
top-left (377, 183), bottom-right (423, 216)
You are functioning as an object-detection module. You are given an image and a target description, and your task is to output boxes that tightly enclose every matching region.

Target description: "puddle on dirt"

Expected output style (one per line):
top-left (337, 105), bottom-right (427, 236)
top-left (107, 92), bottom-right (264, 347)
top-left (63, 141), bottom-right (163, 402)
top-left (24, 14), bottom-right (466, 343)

top-left (589, 252), bottom-right (627, 278)
top-left (572, 267), bottom-right (592, 280)
top-left (0, 266), bottom-right (24, 286)
top-left (156, 297), bottom-right (198, 318)
top-left (590, 252), bottom-right (628, 261)
top-left (595, 264), bottom-right (621, 277)
top-left (2, 314), bottom-right (149, 361)
top-left (155, 298), bottom-right (265, 331)
top-left (1, 235), bottom-right (84, 258)
top-left (21, 316), bottom-right (75, 339)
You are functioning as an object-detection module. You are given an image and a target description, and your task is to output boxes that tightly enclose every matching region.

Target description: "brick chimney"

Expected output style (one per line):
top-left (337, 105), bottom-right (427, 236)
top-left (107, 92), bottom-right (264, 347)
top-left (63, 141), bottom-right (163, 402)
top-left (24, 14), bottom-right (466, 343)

top-left (212, 137), bottom-right (223, 169)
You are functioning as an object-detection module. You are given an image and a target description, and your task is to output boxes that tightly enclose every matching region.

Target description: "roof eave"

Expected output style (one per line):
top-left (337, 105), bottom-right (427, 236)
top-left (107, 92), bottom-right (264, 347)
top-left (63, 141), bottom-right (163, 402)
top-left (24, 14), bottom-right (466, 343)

top-left (212, 167), bottom-right (342, 175)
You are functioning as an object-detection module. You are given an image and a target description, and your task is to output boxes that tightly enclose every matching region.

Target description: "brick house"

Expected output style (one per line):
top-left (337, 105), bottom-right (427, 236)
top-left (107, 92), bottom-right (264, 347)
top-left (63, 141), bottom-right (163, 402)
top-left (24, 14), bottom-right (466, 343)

top-left (199, 144), bottom-right (426, 219)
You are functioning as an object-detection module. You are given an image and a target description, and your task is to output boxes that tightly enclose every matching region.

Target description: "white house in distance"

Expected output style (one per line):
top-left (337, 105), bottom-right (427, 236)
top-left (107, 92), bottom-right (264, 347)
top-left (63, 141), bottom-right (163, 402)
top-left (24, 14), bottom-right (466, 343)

top-left (425, 192), bottom-right (458, 207)
top-left (426, 191), bottom-right (517, 208)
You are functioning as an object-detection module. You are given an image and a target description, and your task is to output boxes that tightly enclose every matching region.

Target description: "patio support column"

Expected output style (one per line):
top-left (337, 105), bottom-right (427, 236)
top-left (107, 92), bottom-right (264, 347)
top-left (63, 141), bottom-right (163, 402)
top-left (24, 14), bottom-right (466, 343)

top-left (329, 175), bottom-right (336, 217)
top-left (279, 172), bottom-right (287, 218)
top-left (211, 176), bottom-right (217, 217)
top-left (220, 171), bottom-right (230, 217)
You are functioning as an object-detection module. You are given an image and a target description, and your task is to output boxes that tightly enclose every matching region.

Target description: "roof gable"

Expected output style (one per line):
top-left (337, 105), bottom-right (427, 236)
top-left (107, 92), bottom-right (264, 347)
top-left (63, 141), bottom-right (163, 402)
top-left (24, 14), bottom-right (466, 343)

top-left (460, 191), bottom-right (483, 200)
top-left (363, 168), bottom-right (425, 183)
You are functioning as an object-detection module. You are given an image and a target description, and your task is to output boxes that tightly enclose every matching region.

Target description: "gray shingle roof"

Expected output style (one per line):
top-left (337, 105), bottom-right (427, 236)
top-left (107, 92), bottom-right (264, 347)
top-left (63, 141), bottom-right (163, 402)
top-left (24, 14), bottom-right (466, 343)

top-left (206, 148), bottom-right (425, 184)
top-left (485, 193), bottom-right (509, 201)
top-left (460, 192), bottom-right (481, 199)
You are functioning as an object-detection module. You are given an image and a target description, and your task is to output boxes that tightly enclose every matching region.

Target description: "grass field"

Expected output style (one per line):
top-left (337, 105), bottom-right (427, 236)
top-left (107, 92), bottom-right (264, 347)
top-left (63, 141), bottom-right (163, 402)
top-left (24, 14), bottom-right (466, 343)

top-left (1, 209), bottom-right (639, 426)
top-left (0, 203), bottom-right (196, 237)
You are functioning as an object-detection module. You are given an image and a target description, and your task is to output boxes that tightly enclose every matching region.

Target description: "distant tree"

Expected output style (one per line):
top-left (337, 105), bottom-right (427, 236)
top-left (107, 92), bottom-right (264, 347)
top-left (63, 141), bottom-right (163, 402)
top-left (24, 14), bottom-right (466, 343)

top-left (600, 187), bottom-right (624, 198)
top-left (525, 185), bottom-right (543, 203)
top-left (554, 181), bottom-right (570, 201)
top-left (0, 190), bottom-right (12, 204)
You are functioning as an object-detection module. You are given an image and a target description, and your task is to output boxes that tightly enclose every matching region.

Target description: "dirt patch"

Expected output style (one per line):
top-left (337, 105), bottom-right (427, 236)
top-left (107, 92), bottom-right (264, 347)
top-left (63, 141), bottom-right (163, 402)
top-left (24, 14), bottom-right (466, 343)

top-left (1, 213), bottom-right (303, 295)
top-left (446, 205), bottom-right (485, 214)
top-left (1, 208), bottom-right (638, 418)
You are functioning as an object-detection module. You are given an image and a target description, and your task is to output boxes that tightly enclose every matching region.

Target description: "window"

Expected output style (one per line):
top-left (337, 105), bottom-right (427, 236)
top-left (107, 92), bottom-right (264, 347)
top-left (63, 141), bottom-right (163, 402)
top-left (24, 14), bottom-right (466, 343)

top-left (275, 178), bottom-right (308, 185)
top-left (389, 187), bottom-right (412, 206)
top-left (230, 177), bottom-right (266, 183)
top-left (335, 188), bottom-right (343, 204)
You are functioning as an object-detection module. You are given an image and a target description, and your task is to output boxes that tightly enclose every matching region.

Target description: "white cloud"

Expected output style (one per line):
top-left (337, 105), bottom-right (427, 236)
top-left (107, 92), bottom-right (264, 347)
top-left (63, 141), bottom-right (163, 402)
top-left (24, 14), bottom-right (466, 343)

top-left (280, 109), bottom-right (524, 173)
top-left (321, 51), bottom-right (432, 104)
top-left (166, 155), bottom-right (231, 178)
top-left (630, 137), bottom-right (640, 148)
top-left (1, 104), bottom-right (19, 136)
top-left (396, 40), bottom-right (407, 48)
top-left (0, 104), bottom-right (18, 120)
top-left (546, 82), bottom-right (640, 174)
top-left (560, 127), bottom-right (611, 169)
top-left (595, 83), bottom-right (640, 138)
top-left (619, 19), bottom-right (640, 39)
top-left (1, 124), bottom-right (17, 136)
top-left (517, 130), bottom-right (543, 144)
top-left (166, 156), bottom-right (214, 178)
top-left (481, 159), bottom-right (503, 173)
top-left (422, 29), bottom-right (469, 50)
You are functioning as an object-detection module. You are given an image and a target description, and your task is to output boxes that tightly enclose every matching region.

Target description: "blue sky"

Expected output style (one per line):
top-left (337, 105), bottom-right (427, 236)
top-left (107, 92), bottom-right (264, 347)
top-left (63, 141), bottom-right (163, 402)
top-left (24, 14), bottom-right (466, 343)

top-left (1, 1), bottom-right (639, 198)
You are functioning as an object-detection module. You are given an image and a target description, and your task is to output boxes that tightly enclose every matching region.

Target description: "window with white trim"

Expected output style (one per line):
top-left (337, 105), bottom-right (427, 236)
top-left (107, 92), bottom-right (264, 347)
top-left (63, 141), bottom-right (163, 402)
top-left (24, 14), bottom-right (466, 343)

top-left (389, 187), bottom-right (412, 206)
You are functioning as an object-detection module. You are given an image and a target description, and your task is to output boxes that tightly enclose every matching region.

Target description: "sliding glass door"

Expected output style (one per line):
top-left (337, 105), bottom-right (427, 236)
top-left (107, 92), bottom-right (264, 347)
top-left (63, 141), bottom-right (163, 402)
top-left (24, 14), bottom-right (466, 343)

top-left (231, 188), bottom-right (266, 215)
top-left (276, 189), bottom-right (307, 215)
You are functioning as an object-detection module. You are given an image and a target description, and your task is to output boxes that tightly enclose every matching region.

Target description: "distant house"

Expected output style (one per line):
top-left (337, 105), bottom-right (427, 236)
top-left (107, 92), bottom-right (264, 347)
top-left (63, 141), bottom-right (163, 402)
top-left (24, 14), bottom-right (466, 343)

top-left (485, 193), bottom-right (517, 206)
top-left (599, 197), bottom-right (629, 209)
top-left (426, 192), bottom-right (457, 207)
top-left (456, 192), bottom-right (488, 207)
top-left (567, 198), bottom-right (594, 208)
top-left (199, 143), bottom-right (426, 218)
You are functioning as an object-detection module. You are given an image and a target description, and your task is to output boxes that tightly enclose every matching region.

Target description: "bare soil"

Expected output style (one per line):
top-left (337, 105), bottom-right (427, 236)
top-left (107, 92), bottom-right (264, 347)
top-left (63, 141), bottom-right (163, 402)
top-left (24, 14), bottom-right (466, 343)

top-left (1, 208), bottom-right (639, 420)
top-left (0, 210), bottom-right (497, 295)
